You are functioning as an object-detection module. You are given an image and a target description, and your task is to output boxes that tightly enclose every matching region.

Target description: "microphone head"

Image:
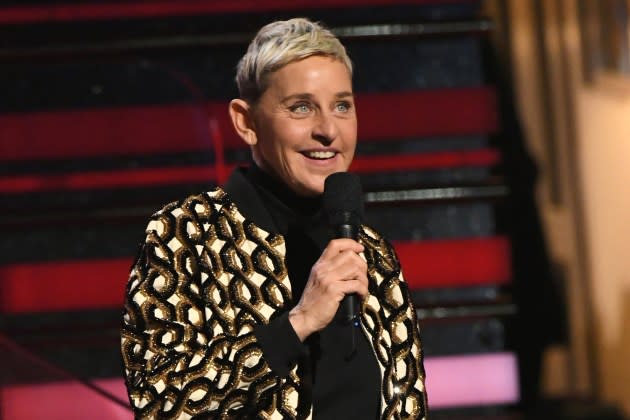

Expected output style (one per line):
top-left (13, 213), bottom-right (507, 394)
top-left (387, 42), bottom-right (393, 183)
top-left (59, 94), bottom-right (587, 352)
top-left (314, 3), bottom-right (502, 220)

top-left (323, 172), bottom-right (364, 227)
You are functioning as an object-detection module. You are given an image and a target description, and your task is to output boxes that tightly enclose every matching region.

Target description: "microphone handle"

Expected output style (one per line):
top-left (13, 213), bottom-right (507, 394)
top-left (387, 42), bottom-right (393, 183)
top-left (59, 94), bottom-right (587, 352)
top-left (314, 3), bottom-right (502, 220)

top-left (340, 294), bottom-right (359, 324)
top-left (336, 223), bottom-right (359, 324)
top-left (336, 223), bottom-right (358, 240)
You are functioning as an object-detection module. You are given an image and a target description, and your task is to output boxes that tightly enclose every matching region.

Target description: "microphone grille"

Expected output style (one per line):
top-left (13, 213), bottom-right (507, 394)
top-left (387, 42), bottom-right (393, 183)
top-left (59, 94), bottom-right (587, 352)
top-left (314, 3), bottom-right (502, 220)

top-left (323, 172), bottom-right (364, 224)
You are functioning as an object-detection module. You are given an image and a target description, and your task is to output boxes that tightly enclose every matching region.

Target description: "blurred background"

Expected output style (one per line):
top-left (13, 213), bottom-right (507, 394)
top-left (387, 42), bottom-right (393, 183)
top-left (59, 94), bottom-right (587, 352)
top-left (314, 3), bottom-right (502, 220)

top-left (1, 0), bottom-right (629, 419)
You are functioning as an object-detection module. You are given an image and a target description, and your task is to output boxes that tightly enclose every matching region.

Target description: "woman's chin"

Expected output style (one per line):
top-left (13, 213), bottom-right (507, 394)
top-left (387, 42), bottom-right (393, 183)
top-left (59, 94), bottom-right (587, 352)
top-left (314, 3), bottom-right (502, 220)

top-left (291, 163), bottom-right (351, 195)
top-left (287, 177), bottom-right (325, 197)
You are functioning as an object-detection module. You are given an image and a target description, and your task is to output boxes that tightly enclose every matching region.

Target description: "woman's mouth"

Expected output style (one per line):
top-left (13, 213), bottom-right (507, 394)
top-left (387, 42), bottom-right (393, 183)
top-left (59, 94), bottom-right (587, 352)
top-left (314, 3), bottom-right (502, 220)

top-left (302, 150), bottom-right (337, 160)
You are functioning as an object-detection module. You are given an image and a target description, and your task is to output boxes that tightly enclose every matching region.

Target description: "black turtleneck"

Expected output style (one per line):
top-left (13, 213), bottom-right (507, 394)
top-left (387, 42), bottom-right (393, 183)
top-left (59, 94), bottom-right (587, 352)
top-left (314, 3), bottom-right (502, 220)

top-left (224, 165), bottom-right (381, 419)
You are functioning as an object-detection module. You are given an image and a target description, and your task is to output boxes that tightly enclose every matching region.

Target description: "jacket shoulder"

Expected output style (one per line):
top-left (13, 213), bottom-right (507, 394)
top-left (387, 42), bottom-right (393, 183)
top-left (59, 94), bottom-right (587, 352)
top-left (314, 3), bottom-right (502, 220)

top-left (154, 187), bottom-right (228, 215)
top-left (144, 187), bottom-right (232, 230)
top-left (359, 224), bottom-right (400, 271)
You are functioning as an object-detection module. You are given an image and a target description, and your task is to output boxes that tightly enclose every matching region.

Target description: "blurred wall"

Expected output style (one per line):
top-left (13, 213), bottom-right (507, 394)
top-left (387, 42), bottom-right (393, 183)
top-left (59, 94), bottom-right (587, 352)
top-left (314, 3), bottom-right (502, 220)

top-left (504, 0), bottom-right (630, 415)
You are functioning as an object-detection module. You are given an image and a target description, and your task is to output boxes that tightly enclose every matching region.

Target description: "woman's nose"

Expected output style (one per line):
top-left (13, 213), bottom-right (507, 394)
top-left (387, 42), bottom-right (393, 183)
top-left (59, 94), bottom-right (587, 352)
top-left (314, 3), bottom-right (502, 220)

top-left (312, 112), bottom-right (339, 144)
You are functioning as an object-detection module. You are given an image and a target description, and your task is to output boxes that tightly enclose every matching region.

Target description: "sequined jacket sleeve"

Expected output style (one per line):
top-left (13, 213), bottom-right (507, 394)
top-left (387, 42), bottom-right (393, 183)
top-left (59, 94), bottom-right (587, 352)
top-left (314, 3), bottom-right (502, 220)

top-left (387, 239), bottom-right (429, 418)
top-left (120, 191), bottom-right (307, 419)
top-left (359, 226), bottom-right (429, 419)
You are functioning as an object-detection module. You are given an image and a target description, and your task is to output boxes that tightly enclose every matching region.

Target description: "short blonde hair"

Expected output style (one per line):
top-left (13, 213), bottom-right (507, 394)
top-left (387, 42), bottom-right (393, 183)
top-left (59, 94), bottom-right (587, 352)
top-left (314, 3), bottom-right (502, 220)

top-left (235, 18), bottom-right (353, 103)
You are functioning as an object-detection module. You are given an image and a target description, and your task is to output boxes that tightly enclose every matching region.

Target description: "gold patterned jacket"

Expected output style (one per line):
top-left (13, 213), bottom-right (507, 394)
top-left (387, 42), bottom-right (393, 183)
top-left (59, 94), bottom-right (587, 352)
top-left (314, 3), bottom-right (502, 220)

top-left (121, 184), bottom-right (428, 419)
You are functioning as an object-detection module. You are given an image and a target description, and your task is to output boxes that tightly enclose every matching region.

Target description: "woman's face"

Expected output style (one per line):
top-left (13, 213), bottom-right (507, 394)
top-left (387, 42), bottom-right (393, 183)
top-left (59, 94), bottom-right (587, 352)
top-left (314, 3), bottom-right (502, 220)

top-left (250, 55), bottom-right (357, 196)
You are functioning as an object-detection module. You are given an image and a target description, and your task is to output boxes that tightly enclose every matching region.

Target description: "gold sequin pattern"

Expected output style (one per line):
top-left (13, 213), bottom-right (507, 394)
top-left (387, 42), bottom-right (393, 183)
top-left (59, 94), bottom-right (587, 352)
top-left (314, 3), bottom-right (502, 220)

top-left (121, 189), bottom-right (427, 419)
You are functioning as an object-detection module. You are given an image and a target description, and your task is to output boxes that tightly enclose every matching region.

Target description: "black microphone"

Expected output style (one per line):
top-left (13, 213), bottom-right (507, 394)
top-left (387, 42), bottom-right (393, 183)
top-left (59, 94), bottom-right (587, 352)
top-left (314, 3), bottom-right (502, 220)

top-left (323, 172), bottom-right (364, 325)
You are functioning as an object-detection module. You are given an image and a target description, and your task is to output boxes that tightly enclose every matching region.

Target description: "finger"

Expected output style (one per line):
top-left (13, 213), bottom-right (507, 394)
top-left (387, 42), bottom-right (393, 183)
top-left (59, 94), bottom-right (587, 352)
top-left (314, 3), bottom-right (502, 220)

top-left (325, 250), bottom-right (368, 278)
top-left (332, 262), bottom-right (367, 285)
top-left (307, 257), bottom-right (367, 298)
top-left (335, 278), bottom-right (370, 299)
top-left (322, 257), bottom-right (368, 287)
top-left (320, 238), bottom-right (364, 259)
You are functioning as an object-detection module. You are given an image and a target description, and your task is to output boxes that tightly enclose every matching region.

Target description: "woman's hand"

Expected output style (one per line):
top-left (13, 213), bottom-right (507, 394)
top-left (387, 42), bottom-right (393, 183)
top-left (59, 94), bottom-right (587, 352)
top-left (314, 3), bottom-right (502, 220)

top-left (288, 238), bottom-right (368, 341)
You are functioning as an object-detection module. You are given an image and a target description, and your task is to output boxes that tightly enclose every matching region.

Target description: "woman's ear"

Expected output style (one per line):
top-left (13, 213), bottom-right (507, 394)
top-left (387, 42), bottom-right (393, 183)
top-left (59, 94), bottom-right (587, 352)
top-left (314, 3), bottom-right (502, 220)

top-left (228, 99), bottom-right (258, 146)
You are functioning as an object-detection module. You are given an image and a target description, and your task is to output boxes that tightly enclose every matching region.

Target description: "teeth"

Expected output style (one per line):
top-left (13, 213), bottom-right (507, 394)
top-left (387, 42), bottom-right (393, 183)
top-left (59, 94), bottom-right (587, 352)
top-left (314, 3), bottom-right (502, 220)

top-left (305, 151), bottom-right (336, 159)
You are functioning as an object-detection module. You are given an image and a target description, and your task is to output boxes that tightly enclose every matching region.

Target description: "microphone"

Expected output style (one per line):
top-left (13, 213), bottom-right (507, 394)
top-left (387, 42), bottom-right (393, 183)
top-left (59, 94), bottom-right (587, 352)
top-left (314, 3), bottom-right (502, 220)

top-left (323, 172), bottom-right (365, 325)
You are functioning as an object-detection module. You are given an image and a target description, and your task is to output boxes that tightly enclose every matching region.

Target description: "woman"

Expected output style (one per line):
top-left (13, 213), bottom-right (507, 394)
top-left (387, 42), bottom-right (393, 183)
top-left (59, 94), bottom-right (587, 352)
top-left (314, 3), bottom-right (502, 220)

top-left (121, 18), bottom-right (427, 419)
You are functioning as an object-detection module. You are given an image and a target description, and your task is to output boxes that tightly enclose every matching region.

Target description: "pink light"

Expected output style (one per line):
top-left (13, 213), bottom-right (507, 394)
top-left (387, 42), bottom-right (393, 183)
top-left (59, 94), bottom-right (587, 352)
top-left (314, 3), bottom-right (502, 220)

top-left (424, 352), bottom-right (520, 408)
top-left (1, 378), bottom-right (131, 419)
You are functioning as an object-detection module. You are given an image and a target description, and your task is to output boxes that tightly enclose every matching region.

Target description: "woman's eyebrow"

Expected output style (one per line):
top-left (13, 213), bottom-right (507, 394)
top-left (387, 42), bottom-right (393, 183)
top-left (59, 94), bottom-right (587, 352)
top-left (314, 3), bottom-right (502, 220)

top-left (335, 91), bottom-right (354, 99)
top-left (281, 93), bottom-right (313, 103)
top-left (281, 91), bottom-right (354, 103)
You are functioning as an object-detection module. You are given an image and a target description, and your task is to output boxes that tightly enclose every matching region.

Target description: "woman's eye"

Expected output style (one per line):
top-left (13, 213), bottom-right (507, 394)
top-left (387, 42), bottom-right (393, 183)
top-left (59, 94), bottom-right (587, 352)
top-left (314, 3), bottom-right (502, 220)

top-left (336, 102), bottom-right (351, 112)
top-left (290, 103), bottom-right (310, 113)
